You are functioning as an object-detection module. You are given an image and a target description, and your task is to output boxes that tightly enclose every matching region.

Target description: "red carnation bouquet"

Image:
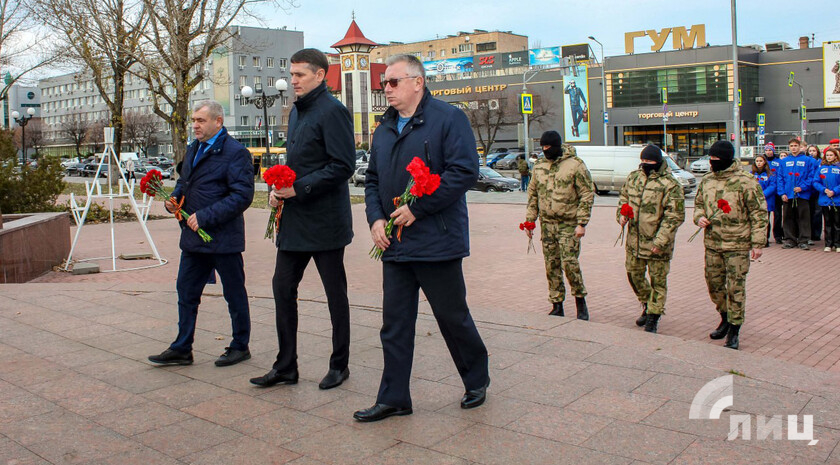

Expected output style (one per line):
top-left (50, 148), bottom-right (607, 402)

top-left (370, 157), bottom-right (441, 260)
top-left (789, 172), bottom-right (801, 207)
top-left (139, 170), bottom-right (212, 242)
top-left (262, 165), bottom-right (297, 240)
top-left (615, 203), bottom-right (635, 246)
top-left (688, 198), bottom-right (731, 242)
top-left (519, 221), bottom-right (536, 253)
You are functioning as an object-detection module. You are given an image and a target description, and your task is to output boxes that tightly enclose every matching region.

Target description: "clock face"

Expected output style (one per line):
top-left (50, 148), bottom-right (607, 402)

top-left (342, 57), bottom-right (354, 71)
top-left (358, 56), bottom-right (369, 70)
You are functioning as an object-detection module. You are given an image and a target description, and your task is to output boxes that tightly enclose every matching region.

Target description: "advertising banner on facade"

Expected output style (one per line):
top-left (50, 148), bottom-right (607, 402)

top-left (475, 53), bottom-right (501, 71)
top-left (424, 57), bottom-right (474, 76)
top-left (504, 51), bottom-right (528, 68)
top-left (529, 47), bottom-right (561, 67)
top-left (561, 44), bottom-right (590, 62)
top-left (824, 41), bottom-right (840, 108)
top-left (563, 65), bottom-right (590, 143)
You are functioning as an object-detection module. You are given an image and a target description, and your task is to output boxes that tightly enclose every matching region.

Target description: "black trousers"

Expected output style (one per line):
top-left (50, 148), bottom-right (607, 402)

top-left (377, 259), bottom-right (489, 408)
top-left (272, 248), bottom-right (350, 374)
top-left (810, 196), bottom-right (823, 240)
top-left (171, 252), bottom-right (250, 353)
top-left (783, 199), bottom-right (811, 245)
top-left (772, 196), bottom-right (784, 242)
top-left (824, 207), bottom-right (840, 248)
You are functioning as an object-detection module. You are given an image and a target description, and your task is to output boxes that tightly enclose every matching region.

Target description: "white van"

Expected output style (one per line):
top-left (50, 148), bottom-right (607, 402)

top-left (573, 145), bottom-right (696, 195)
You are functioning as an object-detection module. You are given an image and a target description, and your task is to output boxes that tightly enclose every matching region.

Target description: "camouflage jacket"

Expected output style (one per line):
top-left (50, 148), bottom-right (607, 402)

top-left (526, 144), bottom-right (594, 227)
top-left (693, 162), bottom-right (768, 251)
top-left (617, 164), bottom-right (685, 259)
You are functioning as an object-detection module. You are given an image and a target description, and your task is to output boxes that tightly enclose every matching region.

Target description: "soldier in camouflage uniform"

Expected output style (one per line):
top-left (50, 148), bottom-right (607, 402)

top-left (694, 140), bottom-right (768, 350)
top-left (525, 131), bottom-right (594, 319)
top-left (617, 145), bottom-right (685, 334)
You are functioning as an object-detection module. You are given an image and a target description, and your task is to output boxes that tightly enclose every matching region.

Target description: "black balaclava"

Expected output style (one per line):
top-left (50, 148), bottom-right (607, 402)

top-left (640, 144), bottom-right (663, 176)
top-left (709, 140), bottom-right (735, 172)
top-left (540, 130), bottom-right (563, 160)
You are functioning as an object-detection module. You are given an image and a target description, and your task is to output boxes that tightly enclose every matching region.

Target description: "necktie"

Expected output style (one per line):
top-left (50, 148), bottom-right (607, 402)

top-left (192, 142), bottom-right (208, 168)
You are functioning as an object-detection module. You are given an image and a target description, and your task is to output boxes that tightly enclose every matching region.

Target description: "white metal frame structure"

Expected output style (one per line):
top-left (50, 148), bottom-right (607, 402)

top-left (63, 127), bottom-right (167, 272)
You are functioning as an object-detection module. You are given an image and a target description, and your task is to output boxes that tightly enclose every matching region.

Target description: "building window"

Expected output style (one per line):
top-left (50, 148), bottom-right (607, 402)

top-left (254, 76), bottom-right (261, 88)
top-left (268, 115), bottom-right (276, 126)
top-left (279, 58), bottom-right (287, 69)
top-left (451, 48), bottom-right (456, 55)
top-left (239, 75), bottom-right (247, 88)
top-left (282, 96), bottom-right (288, 107)
top-left (241, 116), bottom-right (249, 126)
top-left (238, 56), bottom-right (246, 68)
top-left (266, 57), bottom-right (274, 68)
top-left (428, 50), bottom-right (435, 59)
top-left (476, 42), bottom-right (496, 52)
top-left (253, 56), bottom-right (260, 68)
top-left (267, 76), bottom-right (275, 87)
top-left (440, 49), bottom-right (445, 58)
top-left (610, 64), bottom-right (742, 108)
top-left (458, 43), bottom-right (472, 53)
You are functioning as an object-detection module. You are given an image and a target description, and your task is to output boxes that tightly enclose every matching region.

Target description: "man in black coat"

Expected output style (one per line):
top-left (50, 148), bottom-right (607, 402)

top-left (149, 100), bottom-right (255, 367)
top-left (250, 49), bottom-right (356, 390)
top-left (353, 54), bottom-right (489, 422)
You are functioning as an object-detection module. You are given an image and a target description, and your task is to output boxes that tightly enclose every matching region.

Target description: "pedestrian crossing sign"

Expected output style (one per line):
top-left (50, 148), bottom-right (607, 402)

top-left (521, 94), bottom-right (533, 114)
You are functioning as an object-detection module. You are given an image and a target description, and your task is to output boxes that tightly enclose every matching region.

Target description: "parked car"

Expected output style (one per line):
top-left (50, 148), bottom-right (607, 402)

top-left (485, 151), bottom-right (510, 168)
top-left (690, 156), bottom-right (711, 174)
top-left (352, 165), bottom-right (367, 187)
top-left (573, 145), bottom-right (695, 195)
top-left (472, 167), bottom-right (519, 192)
top-left (494, 153), bottom-right (523, 170)
top-left (81, 163), bottom-right (106, 177)
top-left (65, 163), bottom-right (87, 176)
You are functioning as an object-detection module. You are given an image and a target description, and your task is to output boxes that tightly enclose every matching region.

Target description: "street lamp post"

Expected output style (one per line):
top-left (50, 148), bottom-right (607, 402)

top-left (241, 79), bottom-right (288, 161)
top-left (588, 36), bottom-right (608, 146)
top-left (11, 108), bottom-right (36, 165)
top-left (730, 0), bottom-right (741, 156)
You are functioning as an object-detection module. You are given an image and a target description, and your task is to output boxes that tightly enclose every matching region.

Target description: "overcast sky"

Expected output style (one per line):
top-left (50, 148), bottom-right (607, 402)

top-left (249, 0), bottom-right (837, 57)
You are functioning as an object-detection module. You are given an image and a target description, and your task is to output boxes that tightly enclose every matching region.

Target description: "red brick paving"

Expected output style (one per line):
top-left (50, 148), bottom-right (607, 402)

top-left (33, 200), bottom-right (840, 372)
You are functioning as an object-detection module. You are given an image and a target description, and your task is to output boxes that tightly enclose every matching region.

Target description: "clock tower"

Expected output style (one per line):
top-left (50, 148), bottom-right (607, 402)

top-left (332, 19), bottom-right (377, 144)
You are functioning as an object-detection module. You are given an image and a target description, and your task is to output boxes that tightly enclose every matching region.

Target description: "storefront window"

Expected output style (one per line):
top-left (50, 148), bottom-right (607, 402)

top-left (611, 65), bottom-right (733, 107)
top-left (623, 123), bottom-right (728, 162)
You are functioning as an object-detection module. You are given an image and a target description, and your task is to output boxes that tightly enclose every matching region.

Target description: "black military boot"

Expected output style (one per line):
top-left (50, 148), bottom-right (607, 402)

top-left (644, 313), bottom-right (660, 333)
top-left (724, 324), bottom-right (741, 350)
top-left (709, 313), bottom-right (729, 340)
top-left (549, 302), bottom-right (564, 317)
top-left (635, 303), bottom-right (648, 327)
top-left (575, 296), bottom-right (589, 321)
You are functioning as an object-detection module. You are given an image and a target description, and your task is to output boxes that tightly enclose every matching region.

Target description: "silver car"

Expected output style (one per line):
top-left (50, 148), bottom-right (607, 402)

top-left (690, 156), bottom-right (711, 174)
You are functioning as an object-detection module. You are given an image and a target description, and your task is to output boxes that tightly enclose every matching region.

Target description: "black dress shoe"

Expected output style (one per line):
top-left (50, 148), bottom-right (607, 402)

top-left (461, 380), bottom-right (490, 409)
top-left (215, 347), bottom-right (251, 367)
top-left (148, 349), bottom-right (193, 366)
top-left (249, 369), bottom-right (298, 387)
top-left (319, 367), bottom-right (349, 390)
top-left (353, 403), bottom-right (412, 422)
top-left (549, 302), bottom-right (564, 316)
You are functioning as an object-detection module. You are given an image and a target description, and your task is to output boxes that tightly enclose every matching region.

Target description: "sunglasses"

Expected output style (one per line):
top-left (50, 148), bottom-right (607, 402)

top-left (380, 76), bottom-right (418, 88)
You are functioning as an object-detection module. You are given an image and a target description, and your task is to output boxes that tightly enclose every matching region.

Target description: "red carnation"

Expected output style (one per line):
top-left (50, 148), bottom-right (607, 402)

top-left (717, 199), bottom-right (732, 214)
top-left (138, 169), bottom-right (212, 242)
top-left (794, 173), bottom-right (800, 177)
top-left (262, 165), bottom-right (298, 240)
top-left (820, 174), bottom-right (827, 179)
top-left (619, 203), bottom-right (634, 219)
top-left (689, 198), bottom-right (732, 242)
top-left (771, 168), bottom-right (776, 172)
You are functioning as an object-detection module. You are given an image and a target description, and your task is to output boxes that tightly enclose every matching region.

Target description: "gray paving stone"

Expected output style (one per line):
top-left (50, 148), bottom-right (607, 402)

top-left (566, 387), bottom-right (668, 422)
top-left (582, 420), bottom-right (698, 464)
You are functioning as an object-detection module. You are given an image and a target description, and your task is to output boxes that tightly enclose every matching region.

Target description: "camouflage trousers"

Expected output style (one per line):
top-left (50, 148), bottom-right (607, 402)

top-left (540, 223), bottom-right (586, 303)
top-left (704, 249), bottom-right (751, 325)
top-left (625, 253), bottom-right (671, 315)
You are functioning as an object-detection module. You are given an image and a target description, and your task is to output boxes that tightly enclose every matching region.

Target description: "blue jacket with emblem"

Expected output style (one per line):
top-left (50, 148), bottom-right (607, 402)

top-left (778, 154), bottom-right (817, 200)
top-left (171, 127), bottom-right (255, 254)
top-left (813, 163), bottom-right (840, 207)
top-left (365, 88), bottom-right (478, 262)
top-left (754, 170), bottom-right (776, 212)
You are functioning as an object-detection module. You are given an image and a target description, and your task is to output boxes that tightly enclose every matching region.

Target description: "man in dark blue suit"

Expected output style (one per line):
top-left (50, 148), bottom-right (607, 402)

top-left (149, 100), bottom-right (255, 367)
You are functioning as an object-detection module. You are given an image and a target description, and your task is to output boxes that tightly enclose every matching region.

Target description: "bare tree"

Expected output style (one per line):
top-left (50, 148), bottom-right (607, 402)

top-left (122, 110), bottom-right (159, 156)
top-left (59, 112), bottom-right (90, 158)
top-left (33, 0), bottom-right (147, 165)
top-left (134, 0), bottom-right (295, 176)
top-left (459, 92), bottom-right (521, 158)
top-left (86, 120), bottom-right (107, 156)
top-left (0, 0), bottom-right (60, 101)
top-left (15, 119), bottom-right (46, 158)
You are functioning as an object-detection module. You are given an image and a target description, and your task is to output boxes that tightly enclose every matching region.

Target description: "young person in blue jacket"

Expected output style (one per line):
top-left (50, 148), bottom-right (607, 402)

top-left (779, 138), bottom-right (817, 249)
top-left (762, 143), bottom-right (784, 244)
top-left (814, 147), bottom-right (840, 252)
top-left (751, 154), bottom-right (775, 247)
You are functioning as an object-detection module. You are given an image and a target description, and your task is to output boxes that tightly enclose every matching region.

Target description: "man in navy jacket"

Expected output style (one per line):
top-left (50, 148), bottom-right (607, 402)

top-left (149, 100), bottom-right (255, 367)
top-left (354, 54), bottom-right (489, 422)
top-left (249, 49), bottom-right (356, 391)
